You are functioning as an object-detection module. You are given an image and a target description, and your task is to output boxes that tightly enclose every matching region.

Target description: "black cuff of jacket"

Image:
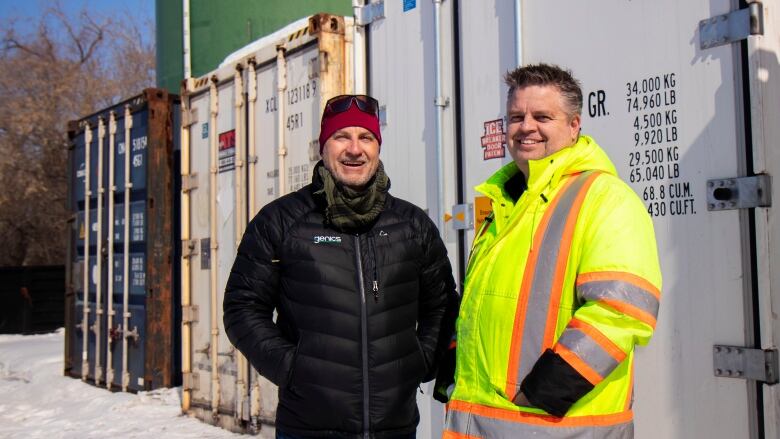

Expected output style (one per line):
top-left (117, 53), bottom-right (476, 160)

top-left (432, 347), bottom-right (456, 403)
top-left (520, 349), bottom-right (594, 417)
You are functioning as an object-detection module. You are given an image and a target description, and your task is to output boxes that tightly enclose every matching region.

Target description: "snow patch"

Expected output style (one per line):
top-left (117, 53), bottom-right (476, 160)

top-left (0, 329), bottom-right (241, 438)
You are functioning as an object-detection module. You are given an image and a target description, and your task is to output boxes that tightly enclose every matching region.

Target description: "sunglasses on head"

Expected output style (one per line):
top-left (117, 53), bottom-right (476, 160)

top-left (324, 94), bottom-right (379, 116)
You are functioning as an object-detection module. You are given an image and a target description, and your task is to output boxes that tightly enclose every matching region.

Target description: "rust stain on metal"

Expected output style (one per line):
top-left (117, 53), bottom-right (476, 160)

top-left (313, 14), bottom-right (348, 116)
top-left (144, 88), bottom-right (177, 389)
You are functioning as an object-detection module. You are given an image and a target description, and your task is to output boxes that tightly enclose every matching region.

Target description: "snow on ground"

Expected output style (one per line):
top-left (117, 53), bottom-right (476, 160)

top-left (0, 329), bottom-right (242, 438)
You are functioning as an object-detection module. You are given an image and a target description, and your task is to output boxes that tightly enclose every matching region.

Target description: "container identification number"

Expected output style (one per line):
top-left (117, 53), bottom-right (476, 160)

top-left (265, 79), bottom-right (319, 113)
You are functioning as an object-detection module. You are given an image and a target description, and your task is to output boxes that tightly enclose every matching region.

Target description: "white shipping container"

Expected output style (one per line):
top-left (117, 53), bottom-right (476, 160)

top-left (179, 14), bottom-right (355, 434)
top-left (361, 2), bottom-right (460, 437)
top-left (360, 0), bottom-right (780, 438)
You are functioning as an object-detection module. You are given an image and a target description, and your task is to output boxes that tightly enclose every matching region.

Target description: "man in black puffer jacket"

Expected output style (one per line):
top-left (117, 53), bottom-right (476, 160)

top-left (223, 94), bottom-right (459, 439)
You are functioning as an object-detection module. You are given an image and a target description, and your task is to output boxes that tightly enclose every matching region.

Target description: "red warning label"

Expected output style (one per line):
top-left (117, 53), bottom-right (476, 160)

top-left (481, 119), bottom-right (506, 160)
top-left (218, 129), bottom-right (236, 172)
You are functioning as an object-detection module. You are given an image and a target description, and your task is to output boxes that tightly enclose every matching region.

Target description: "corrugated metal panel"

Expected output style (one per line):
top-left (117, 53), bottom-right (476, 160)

top-left (65, 89), bottom-right (181, 392)
top-left (180, 14), bottom-right (354, 435)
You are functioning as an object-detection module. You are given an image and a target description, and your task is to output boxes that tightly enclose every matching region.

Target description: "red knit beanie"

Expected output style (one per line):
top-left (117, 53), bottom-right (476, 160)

top-left (319, 103), bottom-right (382, 153)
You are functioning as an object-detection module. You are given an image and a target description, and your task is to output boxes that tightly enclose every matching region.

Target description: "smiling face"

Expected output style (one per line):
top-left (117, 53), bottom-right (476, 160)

top-left (321, 126), bottom-right (381, 190)
top-left (506, 85), bottom-right (581, 175)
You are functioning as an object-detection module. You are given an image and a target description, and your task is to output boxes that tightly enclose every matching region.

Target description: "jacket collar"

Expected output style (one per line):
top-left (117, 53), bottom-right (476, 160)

top-left (476, 135), bottom-right (617, 204)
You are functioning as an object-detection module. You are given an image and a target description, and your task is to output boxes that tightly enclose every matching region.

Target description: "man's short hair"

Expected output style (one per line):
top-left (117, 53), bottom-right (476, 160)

top-left (504, 63), bottom-right (583, 118)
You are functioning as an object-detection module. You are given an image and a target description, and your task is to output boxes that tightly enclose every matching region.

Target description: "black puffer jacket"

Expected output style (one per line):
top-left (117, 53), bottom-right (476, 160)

top-left (223, 178), bottom-right (458, 438)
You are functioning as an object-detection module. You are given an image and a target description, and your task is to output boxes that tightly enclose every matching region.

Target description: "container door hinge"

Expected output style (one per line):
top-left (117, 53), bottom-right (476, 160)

top-left (182, 305), bottom-right (199, 324)
top-left (181, 239), bottom-right (198, 258)
top-left (706, 175), bottom-right (771, 211)
top-left (714, 345), bottom-right (778, 384)
top-left (699, 2), bottom-right (763, 49)
top-left (182, 173), bottom-right (199, 193)
top-left (182, 107), bottom-right (199, 127)
top-left (448, 203), bottom-right (474, 230)
top-left (183, 372), bottom-right (200, 391)
top-left (356, 1), bottom-right (385, 26)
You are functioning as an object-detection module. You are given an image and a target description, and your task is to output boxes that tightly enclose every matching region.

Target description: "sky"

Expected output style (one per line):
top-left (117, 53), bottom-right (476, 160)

top-left (0, 0), bottom-right (155, 40)
top-left (0, 0), bottom-right (154, 21)
top-left (0, 330), bottom-right (244, 439)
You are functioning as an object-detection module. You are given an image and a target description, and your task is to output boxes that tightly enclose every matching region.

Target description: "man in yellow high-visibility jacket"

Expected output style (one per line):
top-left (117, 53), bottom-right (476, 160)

top-left (441, 64), bottom-right (662, 438)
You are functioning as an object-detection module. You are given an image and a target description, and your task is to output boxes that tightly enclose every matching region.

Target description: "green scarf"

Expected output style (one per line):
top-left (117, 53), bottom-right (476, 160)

top-left (312, 160), bottom-right (390, 232)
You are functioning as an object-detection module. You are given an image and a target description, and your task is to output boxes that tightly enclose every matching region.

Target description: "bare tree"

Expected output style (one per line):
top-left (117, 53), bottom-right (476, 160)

top-left (0, 3), bottom-right (155, 266)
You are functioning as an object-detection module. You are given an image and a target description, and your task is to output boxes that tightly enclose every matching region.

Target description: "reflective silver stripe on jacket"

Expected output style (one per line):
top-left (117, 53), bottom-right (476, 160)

top-left (508, 171), bottom-right (598, 398)
top-left (577, 279), bottom-right (660, 321)
top-left (445, 407), bottom-right (633, 439)
top-left (556, 325), bottom-right (623, 380)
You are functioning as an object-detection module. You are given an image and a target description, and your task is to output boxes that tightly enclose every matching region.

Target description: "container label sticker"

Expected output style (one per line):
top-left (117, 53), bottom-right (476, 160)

top-left (218, 129), bottom-right (236, 173)
top-left (404, 0), bottom-right (416, 12)
top-left (201, 122), bottom-right (209, 139)
top-left (473, 196), bottom-right (492, 232)
top-left (481, 119), bottom-right (506, 160)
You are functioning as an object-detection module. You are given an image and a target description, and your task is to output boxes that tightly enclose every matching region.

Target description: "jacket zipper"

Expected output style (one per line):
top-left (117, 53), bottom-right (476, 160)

top-left (369, 233), bottom-right (379, 302)
top-left (354, 235), bottom-right (370, 438)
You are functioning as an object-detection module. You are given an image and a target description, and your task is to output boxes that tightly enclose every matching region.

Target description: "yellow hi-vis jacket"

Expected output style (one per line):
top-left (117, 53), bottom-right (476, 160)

top-left (444, 136), bottom-right (662, 438)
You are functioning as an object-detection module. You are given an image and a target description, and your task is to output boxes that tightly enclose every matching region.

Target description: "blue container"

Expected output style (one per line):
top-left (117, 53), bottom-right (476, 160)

top-left (65, 89), bottom-right (180, 392)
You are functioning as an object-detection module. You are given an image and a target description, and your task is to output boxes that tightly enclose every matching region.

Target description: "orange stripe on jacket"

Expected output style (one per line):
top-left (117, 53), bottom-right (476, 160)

top-left (600, 298), bottom-right (657, 329)
top-left (442, 431), bottom-right (481, 439)
top-left (447, 400), bottom-right (633, 427)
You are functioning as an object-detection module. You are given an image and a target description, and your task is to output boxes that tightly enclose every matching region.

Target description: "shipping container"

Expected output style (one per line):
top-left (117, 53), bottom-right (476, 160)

top-left (357, 0), bottom-right (780, 438)
top-left (179, 14), bottom-right (354, 434)
top-left (155, 0), bottom-right (354, 93)
top-left (65, 89), bottom-right (181, 393)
